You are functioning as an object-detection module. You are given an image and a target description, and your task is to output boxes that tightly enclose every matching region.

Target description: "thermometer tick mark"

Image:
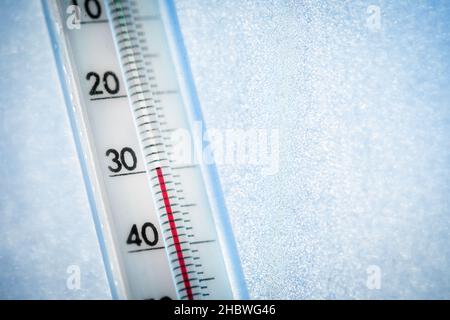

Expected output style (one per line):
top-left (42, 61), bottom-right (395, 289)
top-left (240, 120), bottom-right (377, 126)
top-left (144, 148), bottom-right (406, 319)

top-left (90, 94), bottom-right (127, 101)
top-left (156, 167), bottom-right (194, 300)
top-left (128, 246), bottom-right (165, 253)
top-left (80, 19), bottom-right (109, 25)
top-left (190, 239), bottom-right (216, 245)
top-left (109, 170), bottom-right (145, 178)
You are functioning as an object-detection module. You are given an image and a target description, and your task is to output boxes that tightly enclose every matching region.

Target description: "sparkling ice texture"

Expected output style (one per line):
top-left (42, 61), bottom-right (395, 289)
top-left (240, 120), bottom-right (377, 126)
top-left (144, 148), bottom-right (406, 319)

top-left (0, 0), bottom-right (449, 299)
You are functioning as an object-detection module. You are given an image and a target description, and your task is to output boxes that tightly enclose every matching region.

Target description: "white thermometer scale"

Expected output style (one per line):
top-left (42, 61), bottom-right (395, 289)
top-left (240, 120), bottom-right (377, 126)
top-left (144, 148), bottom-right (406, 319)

top-left (43, 0), bottom-right (247, 300)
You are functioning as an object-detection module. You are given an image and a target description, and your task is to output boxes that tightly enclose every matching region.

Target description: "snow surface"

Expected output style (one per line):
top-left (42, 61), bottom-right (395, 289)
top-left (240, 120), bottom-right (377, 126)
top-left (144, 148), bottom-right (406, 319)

top-left (0, 0), bottom-right (449, 299)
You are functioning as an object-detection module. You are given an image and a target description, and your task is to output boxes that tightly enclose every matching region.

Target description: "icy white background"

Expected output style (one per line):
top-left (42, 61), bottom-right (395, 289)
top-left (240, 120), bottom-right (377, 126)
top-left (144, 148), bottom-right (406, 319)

top-left (0, 0), bottom-right (449, 299)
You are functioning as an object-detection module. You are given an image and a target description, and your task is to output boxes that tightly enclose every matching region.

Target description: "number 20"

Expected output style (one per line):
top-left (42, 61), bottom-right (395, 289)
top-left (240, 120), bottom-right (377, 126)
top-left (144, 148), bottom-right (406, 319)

top-left (86, 71), bottom-right (120, 96)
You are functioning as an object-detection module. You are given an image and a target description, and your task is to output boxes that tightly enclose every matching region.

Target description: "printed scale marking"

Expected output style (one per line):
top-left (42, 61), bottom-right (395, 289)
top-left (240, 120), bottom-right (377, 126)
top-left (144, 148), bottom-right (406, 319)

top-left (108, 0), bottom-right (202, 299)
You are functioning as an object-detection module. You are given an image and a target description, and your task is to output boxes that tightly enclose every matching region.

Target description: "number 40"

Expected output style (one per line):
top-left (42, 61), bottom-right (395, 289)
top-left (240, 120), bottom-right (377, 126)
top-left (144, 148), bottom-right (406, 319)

top-left (127, 222), bottom-right (159, 247)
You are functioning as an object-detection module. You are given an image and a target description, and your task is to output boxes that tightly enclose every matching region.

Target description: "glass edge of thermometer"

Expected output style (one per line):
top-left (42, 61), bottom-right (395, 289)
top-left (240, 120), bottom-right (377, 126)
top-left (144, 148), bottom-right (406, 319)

top-left (41, 0), bottom-right (248, 300)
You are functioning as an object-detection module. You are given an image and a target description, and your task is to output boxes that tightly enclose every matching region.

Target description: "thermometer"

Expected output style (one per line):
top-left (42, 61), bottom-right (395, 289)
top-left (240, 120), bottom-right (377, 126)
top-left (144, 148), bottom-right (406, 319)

top-left (43, 0), bottom-right (247, 300)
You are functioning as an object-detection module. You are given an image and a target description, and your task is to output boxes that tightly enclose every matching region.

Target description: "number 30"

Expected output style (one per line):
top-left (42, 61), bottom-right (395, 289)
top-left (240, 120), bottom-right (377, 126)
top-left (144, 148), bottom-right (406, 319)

top-left (106, 147), bottom-right (137, 173)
